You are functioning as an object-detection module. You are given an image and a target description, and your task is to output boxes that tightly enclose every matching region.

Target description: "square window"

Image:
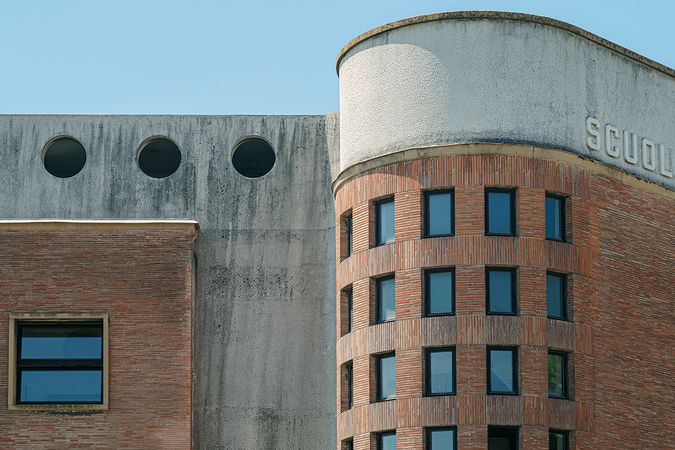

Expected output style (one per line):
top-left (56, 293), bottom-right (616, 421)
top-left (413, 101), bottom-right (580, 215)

top-left (549, 430), bottom-right (568, 450)
top-left (486, 189), bottom-right (516, 236)
top-left (488, 347), bottom-right (518, 394)
top-left (488, 426), bottom-right (519, 450)
top-left (426, 348), bottom-right (455, 395)
top-left (376, 353), bottom-right (396, 401)
top-left (546, 272), bottom-right (567, 320)
top-left (425, 190), bottom-right (454, 237)
top-left (378, 431), bottom-right (396, 450)
top-left (376, 276), bottom-right (396, 323)
top-left (486, 268), bottom-right (517, 315)
top-left (375, 198), bottom-right (395, 246)
top-left (427, 427), bottom-right (456, 450)
top-left (425, 269), bottom-right (455, 316)
top-left (548, 351), bottom-right (568, 399)
top-left (342, 212), bottom-right (353, 258)
top-left (545, 194), bottom-right (566, 241)
top-left (9, 313), bottom-right (108, 411)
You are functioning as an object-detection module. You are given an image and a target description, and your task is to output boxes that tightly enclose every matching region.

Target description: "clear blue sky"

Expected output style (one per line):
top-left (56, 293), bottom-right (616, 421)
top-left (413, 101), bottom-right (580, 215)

top-left (1, 0), bottom-right (672, 115)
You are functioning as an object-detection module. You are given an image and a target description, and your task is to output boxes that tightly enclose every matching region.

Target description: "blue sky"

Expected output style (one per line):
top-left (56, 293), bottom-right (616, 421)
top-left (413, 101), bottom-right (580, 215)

top-left (1, 0), bottom-right (672, 115)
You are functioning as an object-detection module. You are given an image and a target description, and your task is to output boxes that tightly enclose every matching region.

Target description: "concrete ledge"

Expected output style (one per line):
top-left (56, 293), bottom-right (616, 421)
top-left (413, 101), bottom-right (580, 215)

top-left (0, 219), bottom-right (199, 234)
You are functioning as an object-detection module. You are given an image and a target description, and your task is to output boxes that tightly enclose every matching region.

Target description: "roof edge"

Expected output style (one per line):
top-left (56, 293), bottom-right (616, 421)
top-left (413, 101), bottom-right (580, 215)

top-left (0, 219), bottom-right (199, 234)
top-left (335, 11), bottom-right (675, 78)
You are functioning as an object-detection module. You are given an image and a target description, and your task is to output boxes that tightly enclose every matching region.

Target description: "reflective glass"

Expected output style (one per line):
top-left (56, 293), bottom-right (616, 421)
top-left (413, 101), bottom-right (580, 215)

top-left (427, 271), bottom-right (454, 315)
top-left (546, 274), bottom-right (566, 319)
top-left (428, 428), bottom-right (456, 450)
top-left (548, 353), bottom-right (565, 397)
top-left (378, 277), bottom-right (396, 323)
top-left (546, 196), bottom-right (565, 241)
top-left (20, 325), bottom-right (102, 359)
top-left (549, 431), bottom-right (567, 450)
top-left (490, 349), bottom-right (515, 393)
top-left (380, 432), bottom-right (396, 450)
top-left (378, 354), bottom-right (396, 400)
top-left (487, 190), bottom-right (514, 235)
top-left (487, 270), bottom-right (515, 314)
top-left (19, 370), bottom-right (102, 403)
top-left (376, 199), bottom-right (395, 245)
top-left (428, 350), bottom-right (454, 395)
top-left (426, 191), bottom-right (453, 236)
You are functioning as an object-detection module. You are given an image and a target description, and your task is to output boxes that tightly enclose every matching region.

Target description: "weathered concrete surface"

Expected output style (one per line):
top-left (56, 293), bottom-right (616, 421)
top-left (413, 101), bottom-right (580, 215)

top-left (0, 115), bottom-right (337, 449)
top-left (338, 13), bottom-right (675, 189)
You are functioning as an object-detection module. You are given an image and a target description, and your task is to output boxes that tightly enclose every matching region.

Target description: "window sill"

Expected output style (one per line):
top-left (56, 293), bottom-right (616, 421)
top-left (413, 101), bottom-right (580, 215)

top-left (487, 391), bottom-right (519, 396)
top-left (424, 392), bottom-right (456, 397)
top-left (9, 403), bottom-right (108, 413)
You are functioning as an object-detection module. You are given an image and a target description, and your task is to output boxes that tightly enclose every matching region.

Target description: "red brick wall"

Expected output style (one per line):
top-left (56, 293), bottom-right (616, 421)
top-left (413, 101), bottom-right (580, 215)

top-left (334, 153), bottom-right (674, 449)
top-left (0, 227), bottom-right (194, 449)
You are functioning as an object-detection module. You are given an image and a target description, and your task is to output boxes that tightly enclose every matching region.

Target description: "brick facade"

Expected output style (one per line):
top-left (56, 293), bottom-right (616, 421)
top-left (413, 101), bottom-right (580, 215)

top-left (334, 153), bottom-right (674, 449)
top-left (0, 224), bottom-right (195, 449)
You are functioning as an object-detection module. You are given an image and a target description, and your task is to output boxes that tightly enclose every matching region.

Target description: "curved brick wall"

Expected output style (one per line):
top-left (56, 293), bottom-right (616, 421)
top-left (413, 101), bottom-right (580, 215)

top-left (333, 148), bottom-right (674, 449)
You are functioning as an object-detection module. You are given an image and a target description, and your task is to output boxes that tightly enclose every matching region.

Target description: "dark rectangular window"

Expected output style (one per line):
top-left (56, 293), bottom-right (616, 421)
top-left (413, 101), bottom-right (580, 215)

top-left (486, 268), bottom-right (517, 315)
top-left (545, 194), bottom-right (566, 241)
top-left (345, 288), bottom-right (353, 333)
top-left (341, 438), bottom-right (354, 450)
top-left (376, 198), bottom-right (395, 246)
top-left (425, 269), bottom-right (455, 316)
top-left (488, 347), bottom-right (518, 394)
top-left (548, 351), bottom-right (568, 399)
top-left (546, 272), bottom-right (567, 320)
top-left (378, 431), bottom-right (396, 450)
top-left (549, 430), bottom-right (568, 450)
top-left (377, 276), bottom-right (396, 323)
top-left (376, 352), bottom-right (396, 401)
top-left (425, 190), bottom-right (454, 237)
top-left (486, 189), bottom-right (516, 236)
top-left (426, 348), bottom-right (455, 396)
top-left (343, 212), bottom-right (353, 257)
top-left (344, 361), bottom-right (353, 410)
top-left (488, 426), bottom-right (519, 450)
top-left (427, 427), bottom-right (456, 450)
top-left (16, 322), bottom-right (103, 404)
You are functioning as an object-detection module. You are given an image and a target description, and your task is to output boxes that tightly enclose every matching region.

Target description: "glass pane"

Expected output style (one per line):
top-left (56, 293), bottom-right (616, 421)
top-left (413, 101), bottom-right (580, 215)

top-left (488, 270), bottom-right (514, 314)
top-left (20, 324), bottom-right (102, 359)
top-left (487, 191), bottom-right (513, 235)
top-left (377, 199), bottom-right (395, 245)
top-left (429, 350), bottom-right (454, 394)
top-left (490, 349), bottom-right (514, 393)
top-left (549, 431), bottom-right (566, 450)
top-left (428, 271), bottom-right (454, 315)
top-left (429, 429), bottom-right (455, 450)
top-left (546, 274), bottom-right (565, 319)
top-left (380, 433), bottom-right (396, 450)
top-left (347, 290), bottom-right (353, 332)
top-left (546, 196), bottom-right (564, 240)
top-left (548, 354), bottom-right (564, 397)
top-left (378, 277), bottom-right (396, 322)
top-left (488, 427), bottom-right (518, 450)
top-left (345, 214), bottom-right (353, 256)
top-left (489, 437), bottom-right (514, 450)
top-left (379, 355), bottom-right (396, 400)
top-left (427, 192), bottom-right (453, 236)
top-left (19, 370), bottom-right (102, 403)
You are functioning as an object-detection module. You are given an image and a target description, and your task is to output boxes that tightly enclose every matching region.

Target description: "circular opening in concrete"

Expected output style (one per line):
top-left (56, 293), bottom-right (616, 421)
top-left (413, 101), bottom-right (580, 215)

top-left (232, 137), bottom-right (276, 178)
top-left (43, 136), bottom-right (87, 178)
top-left (138, 137), bottom-right (182, 178)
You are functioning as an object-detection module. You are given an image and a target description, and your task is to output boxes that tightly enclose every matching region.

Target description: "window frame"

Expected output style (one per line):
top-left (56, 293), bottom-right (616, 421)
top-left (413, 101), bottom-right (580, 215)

top-left (375, 197), bottom-right (395, 247)
top-left (486, 267), bottom-right (518, 315)
top-left (376, 275), bottom-right (396, 324)
top-left (425, 347), bottom-right (456, 396)
top-left (8, 312), bottom-right (109, 412)
top-left (424, 189), bottom-right (455, 238)
top-left (487, 346), bottom-right (519, 395)
top-left (424, 268), bottom-right (455, 317)
top-left (546, 271), bottom-right (568, 321)
top-left (548, 430), bottom-right (569, 450)
top-left (377, 430), bottom-right (396, 450)
top-left (545, 193), bottom-right (567, 242)
top-left (488, 426), bottom-right (520, 450)
top-left (426, 426), bottom-right (457, 450)
top-left (375, 352), bottom-right (396, 402)
top-left (485, 188), bottom-right (516, 236)
top-left (547, 350), bottom-right (569, 399)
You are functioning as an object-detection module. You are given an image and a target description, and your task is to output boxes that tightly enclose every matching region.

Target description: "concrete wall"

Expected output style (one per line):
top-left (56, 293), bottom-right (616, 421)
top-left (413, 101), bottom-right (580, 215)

top-left (338, 13), bottom-right (675, 190)
top-left (0, 115), bottom-right (338, 449)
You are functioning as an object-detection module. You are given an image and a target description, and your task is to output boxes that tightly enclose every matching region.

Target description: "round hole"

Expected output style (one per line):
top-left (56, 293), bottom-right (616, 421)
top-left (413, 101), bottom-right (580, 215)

top-left (138, 137), bottom-right (182, 178)
top-left (232, 137), bottom-right (276, 178)
top-left (43, 137), bottom-right (87, 178)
